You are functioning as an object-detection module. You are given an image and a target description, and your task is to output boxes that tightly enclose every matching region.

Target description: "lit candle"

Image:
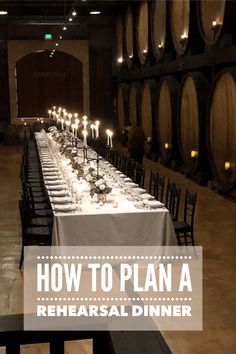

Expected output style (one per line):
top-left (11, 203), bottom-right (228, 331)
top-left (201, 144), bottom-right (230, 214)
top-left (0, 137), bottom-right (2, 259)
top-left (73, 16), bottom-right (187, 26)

top-left (191, 150), bottom-right (198, 158)
top-left (56, 114), bottom-right (60, 123)
top-left (91, 124), bottom-right (95, 138)
top-left (71, 123), bottom-right (75, 136)
top-left (224, 161), bottom-right (231, 171)
top-left (95, 120), bottom-right (100, 138)
top-left (61, 118), bottom-right (64, 130)
top-left (164, 143), bottom-right (169, 150)
top-left (75, 118), bottom-right (80, 128)
top-left (109, 131), bottom-right (113, 149)
top-left (83, 119), bottom-right (88, 130)
top-left (181, 33), bottom-right (188, 40)
top-left (74, 124), bottom-right (79, 137)
top-left (66, 120), bottom-right (71, 131)
top-left (48, 110), bottom-right (52, 119)
top-left (68, 113), bottom-right (72, 123)
top-left (74, 113), bottom-right (78, 124)
top-left (106, 129), bottom-right (110, 146)
top-left (82, 130), bottom-right (88, 147)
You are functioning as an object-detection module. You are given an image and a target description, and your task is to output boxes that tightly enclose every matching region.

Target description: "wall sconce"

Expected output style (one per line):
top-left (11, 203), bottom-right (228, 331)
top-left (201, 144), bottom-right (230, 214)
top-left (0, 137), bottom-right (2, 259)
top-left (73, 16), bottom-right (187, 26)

top-left (143, 48), bottom-right (148, 54)
top-left (158, 43), bottom-right (164, 51)
top-left (179, 34), bottom-right (188, 46)
top-left (117, 57), bottom-right (123, 64)
top-left (191, 150), bottom-right (198, 159)
top-left (129, 54), bottom-right (133, 59)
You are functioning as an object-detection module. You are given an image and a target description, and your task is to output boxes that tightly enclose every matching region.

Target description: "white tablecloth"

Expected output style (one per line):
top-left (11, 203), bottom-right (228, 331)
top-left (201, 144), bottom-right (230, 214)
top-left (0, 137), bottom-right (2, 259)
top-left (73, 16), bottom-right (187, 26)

top-left (35, 132), bottom-right (176, 247)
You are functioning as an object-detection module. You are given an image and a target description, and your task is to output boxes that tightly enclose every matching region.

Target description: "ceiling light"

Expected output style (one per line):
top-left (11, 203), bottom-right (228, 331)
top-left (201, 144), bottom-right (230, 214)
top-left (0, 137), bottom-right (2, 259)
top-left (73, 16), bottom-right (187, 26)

top-left (59, 36), bottom-right (63, 40)
top-left (69, 17), bottom-right (73, 22)
top-left (0, 10), bottom-right (8, 15)
top-left (55, 43), bottom-right (59, 46)
top-left (72, 10), bottom-right (77, 16)
top-left (90, 11), bottom-right (101, 15)
top-left (63, 26), bottom-right (67, 31)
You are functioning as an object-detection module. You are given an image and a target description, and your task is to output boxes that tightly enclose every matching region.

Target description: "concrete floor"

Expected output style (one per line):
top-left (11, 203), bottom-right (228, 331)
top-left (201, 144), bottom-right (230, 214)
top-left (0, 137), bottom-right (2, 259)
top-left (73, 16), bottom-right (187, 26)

top-left (0, 145), bottom-right (236, 353)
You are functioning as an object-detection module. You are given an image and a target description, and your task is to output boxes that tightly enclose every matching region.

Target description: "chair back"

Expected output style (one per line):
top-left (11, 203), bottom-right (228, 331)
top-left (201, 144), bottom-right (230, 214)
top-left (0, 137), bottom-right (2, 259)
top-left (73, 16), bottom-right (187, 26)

top-left (149, 171), bottom-right (165, 201)
top-left (165, 179), bottom-right (176, 210)
top-left (171, 185), bottom-right (181, 220)
top-left (134, 165), bottom-right (146, 188)
top-left (184, 190), bottom-right (197, 228)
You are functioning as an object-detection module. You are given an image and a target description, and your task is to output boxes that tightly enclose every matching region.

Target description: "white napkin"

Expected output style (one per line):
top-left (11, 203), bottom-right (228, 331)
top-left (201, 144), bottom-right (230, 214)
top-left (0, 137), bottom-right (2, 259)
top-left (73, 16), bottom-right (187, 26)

top-left (52, 197), bottom-right (72, 204)
top-left (49, 191), bottom-right (69, 197)
top-left (46, 180), bottom-right (64, 185)
top-left (148, 201), bottom-right (165, 209)
top-left (133, 188), bottom-right (146, 194)
top-left (48, 185), bottom-right (68, 191)
top-left (139, 193), bottom-right (154, 200)
top-left (53, 204), bottom-right (76, 212)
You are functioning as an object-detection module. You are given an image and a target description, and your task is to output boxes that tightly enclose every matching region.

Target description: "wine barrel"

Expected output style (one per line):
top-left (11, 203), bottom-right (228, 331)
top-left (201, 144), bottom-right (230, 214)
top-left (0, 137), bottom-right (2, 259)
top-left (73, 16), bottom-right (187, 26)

top-left (140, 80), bottom-right (157, 140)
top-left (197, 0), bottom-right (236, 46)
top-left (170, 0), bottom-right (190, 55)
top-left (124, 7), bottom-right (134, 69)
top-left (137, 1), bottom-right (149, 65)
top-left (117, 84), bottom-right (129, 132)
top-left (116, 15), bottom-right (124, 63)
top-left (128, 82), bottom-right (142, 127)
top-left (3, 124), bottom-right (18, 145)
top-left (207, 69), bottom-right (236, 192)
top-left (178, 72), bottom-right (209, 177)
top-left (150, 0), bottom-right (167, 60)
top-left (156, 76), bottom-right (179, 164)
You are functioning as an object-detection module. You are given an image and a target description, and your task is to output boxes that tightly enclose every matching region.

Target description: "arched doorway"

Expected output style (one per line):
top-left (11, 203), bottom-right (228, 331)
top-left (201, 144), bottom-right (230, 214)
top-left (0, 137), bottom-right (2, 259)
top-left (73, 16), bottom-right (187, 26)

top-left (16, 50), bottom-right (83, 117)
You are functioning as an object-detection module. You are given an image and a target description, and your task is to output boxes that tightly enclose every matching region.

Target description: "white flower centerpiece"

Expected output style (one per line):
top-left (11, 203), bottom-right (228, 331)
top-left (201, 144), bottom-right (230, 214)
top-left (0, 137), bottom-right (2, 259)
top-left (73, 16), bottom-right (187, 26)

top-left (85, 167), bottom-right (112, 204)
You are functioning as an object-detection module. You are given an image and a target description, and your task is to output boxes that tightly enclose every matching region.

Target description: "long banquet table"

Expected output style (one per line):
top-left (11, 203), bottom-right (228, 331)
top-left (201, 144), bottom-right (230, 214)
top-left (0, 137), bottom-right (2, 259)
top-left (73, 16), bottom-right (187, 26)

top-left (35, 131), bottom-right (176, 247)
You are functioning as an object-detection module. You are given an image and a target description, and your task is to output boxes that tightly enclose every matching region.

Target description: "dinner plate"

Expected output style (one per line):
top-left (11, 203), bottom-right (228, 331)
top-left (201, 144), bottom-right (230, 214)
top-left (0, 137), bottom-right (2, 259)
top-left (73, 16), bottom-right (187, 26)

top-left (124, 177), bottom-right (132, 182)
top-left (48, 185), bottom-right (68, 191)
top-left (124, 182), bottom-right (138, 188)
top-left (52, 197), bottom-right (72, 204)
top-left (53, 204), bottom-right (76, 212)
top-left (46, 180), bottom-right (64, 186)
top-left (44, 172), bottom-right (59, 177)
top-left (133, 187), bottom-right (146, 194)
top-left (43, 168), bottom-right (59, 172)
top-left (148, 201), bottom-right (164, 209)
top-left (140, 193), bottom-right (155, 200)
top-left (44, 176), bottom-right (61, 181)
top-left (49, 190), bottom-right (69, 197)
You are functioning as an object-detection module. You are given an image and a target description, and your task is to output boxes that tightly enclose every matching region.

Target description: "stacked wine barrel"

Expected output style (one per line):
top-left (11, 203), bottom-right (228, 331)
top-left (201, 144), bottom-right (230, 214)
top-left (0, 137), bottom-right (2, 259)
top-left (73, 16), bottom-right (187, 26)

top-left (116, 0), bottom-right (235, 67)
top-left (117, 68), bottom-right (236, 193)
top-left (116, 0), bottom-right (236, 196)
